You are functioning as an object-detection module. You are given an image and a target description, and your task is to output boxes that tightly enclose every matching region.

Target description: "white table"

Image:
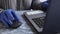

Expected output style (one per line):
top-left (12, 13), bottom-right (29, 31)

top-left (0, 11), bottom-right (34, 34)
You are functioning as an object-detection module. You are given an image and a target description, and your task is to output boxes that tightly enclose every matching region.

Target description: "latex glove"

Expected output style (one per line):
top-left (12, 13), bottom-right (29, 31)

top-left (5, 9), bottom-right (21, 23)
top-left (41, 1), bottom-right (48, 12)
top-left (0, 12), bottom-right (10, 27)
top-left (0, 9), bottom-right (22, 28)
top-left (42, 1), bottom-right (48, 8)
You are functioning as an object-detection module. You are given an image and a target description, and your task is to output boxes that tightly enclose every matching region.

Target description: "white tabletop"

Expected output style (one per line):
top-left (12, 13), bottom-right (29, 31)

top-left (0, 11), bottom-right (34, 34)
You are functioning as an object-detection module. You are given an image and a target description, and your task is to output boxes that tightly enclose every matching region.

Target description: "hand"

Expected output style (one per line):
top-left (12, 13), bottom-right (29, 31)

top-left (42, 1), bottom-right (48, 8)
top-left (41, 1), bottom-right (48, 12)
top-left (0, 9), bottom-right (22, 28)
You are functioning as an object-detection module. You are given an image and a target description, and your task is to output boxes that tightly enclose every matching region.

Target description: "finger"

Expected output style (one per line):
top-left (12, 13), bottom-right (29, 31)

top-left (1, 13), bottom-right (12, 25)
top-left (12, 11), bottom-right (22, 23)
top-left (6, 9), bottom-right (21, 23)
top-left (1, 13), bottom-right (13, 25)
top-left (1, 19), bottom-right (9, 28)
top-left (4, 10), bottom-right (14, 21)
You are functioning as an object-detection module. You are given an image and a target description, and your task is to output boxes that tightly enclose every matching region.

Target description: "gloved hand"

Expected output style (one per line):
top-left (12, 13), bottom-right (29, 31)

top-left (0, 9), bottom-right (22, 28)
top-left (41, 1), bottom-right (48, 12)
top-left (42, 1), bottom-right (48, 8)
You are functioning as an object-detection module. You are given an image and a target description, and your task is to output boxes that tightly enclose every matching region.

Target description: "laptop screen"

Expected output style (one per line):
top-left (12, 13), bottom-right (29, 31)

top-left (43, 0), bottom-right (60, 34)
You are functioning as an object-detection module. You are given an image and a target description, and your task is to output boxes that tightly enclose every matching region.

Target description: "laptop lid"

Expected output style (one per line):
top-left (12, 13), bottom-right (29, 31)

top-left (43, 0), bottom-right (60, 34)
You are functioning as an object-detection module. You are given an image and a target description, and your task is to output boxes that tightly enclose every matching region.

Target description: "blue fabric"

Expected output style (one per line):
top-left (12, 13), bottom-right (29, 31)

top-left (0, 9), bottom-right (21, 28)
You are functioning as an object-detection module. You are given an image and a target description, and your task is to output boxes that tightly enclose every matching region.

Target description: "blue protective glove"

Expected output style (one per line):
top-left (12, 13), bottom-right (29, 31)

top-left (0, 9), bottom-right (22, 28)
top-left (42, 1), bottom-right (48, 8)
top-left (42, 1), bottom-right (48, 12)
top-left (0, 12), bottom-right (9, 27)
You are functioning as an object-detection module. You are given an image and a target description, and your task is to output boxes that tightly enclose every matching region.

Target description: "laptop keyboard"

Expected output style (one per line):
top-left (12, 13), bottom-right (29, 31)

top-left (32, 17), bottom-right (45, 28)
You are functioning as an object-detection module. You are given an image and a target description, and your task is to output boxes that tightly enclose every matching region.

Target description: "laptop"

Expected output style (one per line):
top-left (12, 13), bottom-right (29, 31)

top-left (42, 0), bottom-right (60, 34)
top-left (24, 10), bottom-right (46, 32)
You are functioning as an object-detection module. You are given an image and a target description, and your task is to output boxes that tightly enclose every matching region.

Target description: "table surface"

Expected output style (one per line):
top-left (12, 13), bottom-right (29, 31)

top-left (0, 11), bottom-right (34, 34)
